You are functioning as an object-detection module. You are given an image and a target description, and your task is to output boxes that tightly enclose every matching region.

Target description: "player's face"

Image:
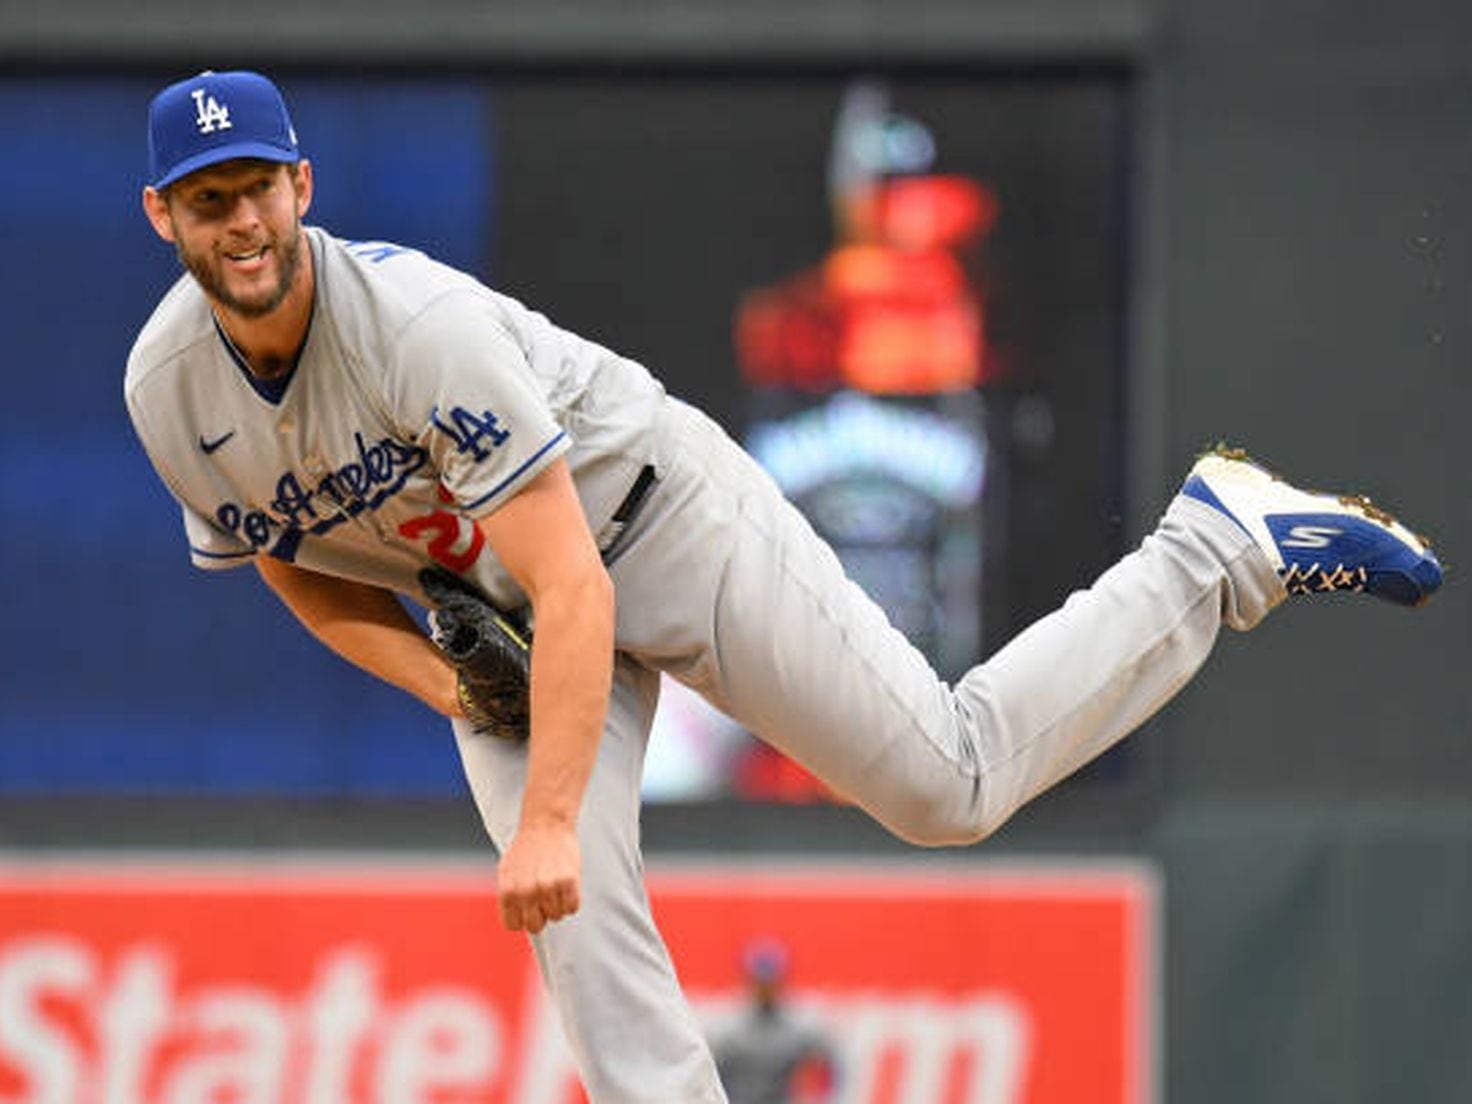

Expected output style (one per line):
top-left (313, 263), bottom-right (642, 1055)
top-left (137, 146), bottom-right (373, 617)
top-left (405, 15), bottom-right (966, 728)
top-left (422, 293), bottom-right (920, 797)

top-left (144, 160), bottom-right (313, 319)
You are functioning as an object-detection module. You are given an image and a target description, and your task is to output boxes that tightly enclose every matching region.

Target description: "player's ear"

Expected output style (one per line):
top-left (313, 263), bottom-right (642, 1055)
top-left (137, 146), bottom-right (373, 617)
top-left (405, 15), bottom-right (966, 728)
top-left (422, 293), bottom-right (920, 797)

top-left (291, 159), bottom-right (314, 219)
top-left (141, 186), bottom-right (176, 244)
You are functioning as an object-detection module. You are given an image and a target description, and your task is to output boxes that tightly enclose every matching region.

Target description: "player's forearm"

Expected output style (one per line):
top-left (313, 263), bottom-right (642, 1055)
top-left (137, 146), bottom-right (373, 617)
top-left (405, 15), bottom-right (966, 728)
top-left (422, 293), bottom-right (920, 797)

top-left (254, 558), bottom-right (459, 717)
top-left (518, 568), bottom-right (615, 831)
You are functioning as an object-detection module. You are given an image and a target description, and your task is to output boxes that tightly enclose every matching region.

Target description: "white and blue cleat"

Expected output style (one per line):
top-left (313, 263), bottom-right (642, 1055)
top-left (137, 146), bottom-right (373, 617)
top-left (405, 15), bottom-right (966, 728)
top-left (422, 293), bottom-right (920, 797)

top-left (1182, 446), bottom-right (1443, 607)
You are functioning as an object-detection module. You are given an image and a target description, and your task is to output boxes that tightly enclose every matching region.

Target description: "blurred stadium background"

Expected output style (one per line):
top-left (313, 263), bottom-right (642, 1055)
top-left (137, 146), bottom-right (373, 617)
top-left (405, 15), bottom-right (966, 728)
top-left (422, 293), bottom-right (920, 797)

top-left (0, 0), bottom-right (1468, 1100)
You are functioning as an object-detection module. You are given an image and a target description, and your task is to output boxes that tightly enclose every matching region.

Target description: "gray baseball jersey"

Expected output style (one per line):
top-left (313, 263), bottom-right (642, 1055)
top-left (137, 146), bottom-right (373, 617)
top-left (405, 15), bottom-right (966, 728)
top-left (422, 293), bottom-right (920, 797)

top-left (126, 227), bottom-right (663, 610)
top-left (128, 226), bottom-right (1288, 1102)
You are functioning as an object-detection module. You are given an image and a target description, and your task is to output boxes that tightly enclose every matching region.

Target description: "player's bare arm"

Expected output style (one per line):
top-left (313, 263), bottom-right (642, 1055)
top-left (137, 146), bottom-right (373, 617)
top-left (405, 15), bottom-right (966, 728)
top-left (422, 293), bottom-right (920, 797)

top-left (254, 558), bottom-right (463, 720)
top-left (476, 458), bottom-right (615, 935)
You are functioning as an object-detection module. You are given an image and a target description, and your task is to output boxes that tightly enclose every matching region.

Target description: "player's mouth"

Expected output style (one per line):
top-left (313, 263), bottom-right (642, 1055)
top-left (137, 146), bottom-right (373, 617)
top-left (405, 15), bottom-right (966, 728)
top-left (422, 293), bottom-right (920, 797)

top-left (222, 244), bottom-right (271, 272)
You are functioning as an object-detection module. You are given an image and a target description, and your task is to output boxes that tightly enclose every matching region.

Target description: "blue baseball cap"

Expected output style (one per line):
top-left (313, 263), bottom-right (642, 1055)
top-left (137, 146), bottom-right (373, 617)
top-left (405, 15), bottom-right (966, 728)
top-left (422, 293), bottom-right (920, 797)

top-left (148, 70), bottom-right (300, 189)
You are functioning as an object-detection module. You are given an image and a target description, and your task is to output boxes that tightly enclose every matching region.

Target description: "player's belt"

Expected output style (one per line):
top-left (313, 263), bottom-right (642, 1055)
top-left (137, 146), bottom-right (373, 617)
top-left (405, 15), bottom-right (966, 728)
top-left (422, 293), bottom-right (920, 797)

top-left (597, 464), bottom-right (658, 561)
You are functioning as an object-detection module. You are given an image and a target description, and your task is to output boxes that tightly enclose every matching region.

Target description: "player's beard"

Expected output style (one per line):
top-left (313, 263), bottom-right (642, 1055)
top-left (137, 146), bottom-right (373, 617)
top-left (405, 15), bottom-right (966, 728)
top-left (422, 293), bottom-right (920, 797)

top-left (177, 221), bottom-right (304, 320)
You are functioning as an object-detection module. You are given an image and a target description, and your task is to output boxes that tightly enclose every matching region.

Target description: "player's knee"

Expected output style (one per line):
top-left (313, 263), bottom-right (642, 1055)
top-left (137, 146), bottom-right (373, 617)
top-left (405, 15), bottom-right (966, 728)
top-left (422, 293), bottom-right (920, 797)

top-left (891, 819), bottom-right (994, 849)
top-left (877, 794), bottom-right (1001, 849)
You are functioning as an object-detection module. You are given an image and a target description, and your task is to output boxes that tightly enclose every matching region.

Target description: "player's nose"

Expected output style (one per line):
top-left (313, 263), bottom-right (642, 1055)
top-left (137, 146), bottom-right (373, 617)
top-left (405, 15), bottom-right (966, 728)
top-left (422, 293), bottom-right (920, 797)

top-left (222, 191), bottom-right (265, 234)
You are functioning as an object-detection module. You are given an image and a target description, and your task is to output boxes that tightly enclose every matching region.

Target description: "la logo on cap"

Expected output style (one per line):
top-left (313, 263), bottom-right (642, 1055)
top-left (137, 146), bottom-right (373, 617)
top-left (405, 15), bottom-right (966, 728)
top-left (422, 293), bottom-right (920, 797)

top-left (190, 86), bottom-right (232, 135)
top-left (147, 69), bottom-right (300, 189)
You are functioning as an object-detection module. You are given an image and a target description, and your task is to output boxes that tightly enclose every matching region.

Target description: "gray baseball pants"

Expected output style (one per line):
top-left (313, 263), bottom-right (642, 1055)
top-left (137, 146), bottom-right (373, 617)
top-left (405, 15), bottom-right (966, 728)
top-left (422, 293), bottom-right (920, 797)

top-left (452, 397), bottom-right (1285, 1102)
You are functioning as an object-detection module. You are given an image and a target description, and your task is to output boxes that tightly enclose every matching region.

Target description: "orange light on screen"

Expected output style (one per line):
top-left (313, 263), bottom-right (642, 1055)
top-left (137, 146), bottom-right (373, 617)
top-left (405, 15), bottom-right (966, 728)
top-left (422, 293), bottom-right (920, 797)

top-left (877, 175), bottom-right (999, 252)
top-left (824, 244), bottom-right (984, 394)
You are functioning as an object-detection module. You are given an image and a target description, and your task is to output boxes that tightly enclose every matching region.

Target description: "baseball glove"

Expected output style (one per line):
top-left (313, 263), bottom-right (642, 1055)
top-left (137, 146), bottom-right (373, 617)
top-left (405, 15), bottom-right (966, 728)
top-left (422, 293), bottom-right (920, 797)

top-left (419, 568), bottom-right (531, 740)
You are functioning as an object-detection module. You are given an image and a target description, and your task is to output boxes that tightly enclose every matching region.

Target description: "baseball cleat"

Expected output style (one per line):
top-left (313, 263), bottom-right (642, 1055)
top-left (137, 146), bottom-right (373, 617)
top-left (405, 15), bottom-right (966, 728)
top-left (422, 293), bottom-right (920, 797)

top-left (1181, 445), bottom-right (1442, 607)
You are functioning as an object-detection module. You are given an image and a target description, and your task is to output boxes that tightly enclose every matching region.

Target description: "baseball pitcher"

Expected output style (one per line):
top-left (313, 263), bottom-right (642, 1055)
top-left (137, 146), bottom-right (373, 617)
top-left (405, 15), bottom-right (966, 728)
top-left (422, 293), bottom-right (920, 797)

top-left (126, 71), bottom-right (1442, 1102)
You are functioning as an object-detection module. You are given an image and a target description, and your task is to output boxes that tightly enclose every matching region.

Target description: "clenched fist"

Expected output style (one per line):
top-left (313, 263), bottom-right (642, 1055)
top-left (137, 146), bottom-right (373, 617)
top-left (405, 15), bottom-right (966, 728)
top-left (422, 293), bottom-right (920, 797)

top-left (496, 823), bottom-right (582, 933)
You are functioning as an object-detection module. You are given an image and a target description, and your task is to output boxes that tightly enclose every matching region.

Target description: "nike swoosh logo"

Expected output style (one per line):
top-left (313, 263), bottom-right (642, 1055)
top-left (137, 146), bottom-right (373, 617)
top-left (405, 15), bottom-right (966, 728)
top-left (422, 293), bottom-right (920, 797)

top-left (199, 430), bottom-right (236, 455)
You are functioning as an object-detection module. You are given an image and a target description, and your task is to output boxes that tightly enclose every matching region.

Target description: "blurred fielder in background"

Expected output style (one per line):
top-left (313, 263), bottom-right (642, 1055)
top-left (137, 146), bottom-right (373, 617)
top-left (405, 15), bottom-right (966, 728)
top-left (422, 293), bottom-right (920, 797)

top-left (713, 939), bottom-right (838, 1103)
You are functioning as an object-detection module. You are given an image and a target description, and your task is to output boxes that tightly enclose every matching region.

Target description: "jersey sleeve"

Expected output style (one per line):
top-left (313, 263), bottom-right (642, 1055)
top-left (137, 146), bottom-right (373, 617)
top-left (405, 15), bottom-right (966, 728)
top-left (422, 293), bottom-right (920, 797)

top-left (125, 368), bottom-right (258, 572)
top-left (183, 500), bottom-right (256, 570)
top-left (388, 291), bottom-right (570, 517)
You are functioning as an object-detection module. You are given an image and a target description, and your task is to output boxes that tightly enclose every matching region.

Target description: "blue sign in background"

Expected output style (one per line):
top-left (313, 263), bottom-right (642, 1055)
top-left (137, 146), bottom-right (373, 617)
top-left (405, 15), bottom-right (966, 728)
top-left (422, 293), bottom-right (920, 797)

top-left (0, 74), bottom-right (493, 794)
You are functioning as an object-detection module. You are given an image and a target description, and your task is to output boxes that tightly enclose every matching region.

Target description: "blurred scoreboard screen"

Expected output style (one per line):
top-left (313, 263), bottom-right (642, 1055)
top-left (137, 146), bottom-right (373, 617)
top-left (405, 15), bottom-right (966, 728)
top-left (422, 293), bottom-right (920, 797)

top-left (490, 73), bottom-right (1133, 802)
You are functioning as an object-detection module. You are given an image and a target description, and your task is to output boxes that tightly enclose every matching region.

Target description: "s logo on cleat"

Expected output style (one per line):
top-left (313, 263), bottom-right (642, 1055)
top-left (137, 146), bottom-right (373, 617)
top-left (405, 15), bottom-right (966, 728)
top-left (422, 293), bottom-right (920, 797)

top-left (1281, 524), bottom-right (1342, 549)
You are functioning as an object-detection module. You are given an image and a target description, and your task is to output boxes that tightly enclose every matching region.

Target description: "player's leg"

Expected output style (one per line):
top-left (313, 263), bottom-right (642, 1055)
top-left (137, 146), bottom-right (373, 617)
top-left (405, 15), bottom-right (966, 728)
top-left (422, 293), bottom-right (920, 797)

top-left (699, 427), bottom-right (1272, 843)
top-left (452, 656), bottom-right (728, 1103)
top-left (626, 402), bottom-right (1438, 845)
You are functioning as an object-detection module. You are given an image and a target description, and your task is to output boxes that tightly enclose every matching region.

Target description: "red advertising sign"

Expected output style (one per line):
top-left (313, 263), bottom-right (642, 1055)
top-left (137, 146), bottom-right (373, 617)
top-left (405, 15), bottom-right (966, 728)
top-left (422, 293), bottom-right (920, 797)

top-left (0, 857), bottom-right (1154, 1103)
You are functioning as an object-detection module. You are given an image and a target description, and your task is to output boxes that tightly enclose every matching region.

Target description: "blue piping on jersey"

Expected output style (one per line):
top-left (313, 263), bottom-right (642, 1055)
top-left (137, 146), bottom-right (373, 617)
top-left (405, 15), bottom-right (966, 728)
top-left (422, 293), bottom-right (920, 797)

top-left (211, 308), bottom-right (310, 406)
top-left (463, 431), bottom-right (568, 511)
top-left (191, 546), bottom-right (256, 560)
